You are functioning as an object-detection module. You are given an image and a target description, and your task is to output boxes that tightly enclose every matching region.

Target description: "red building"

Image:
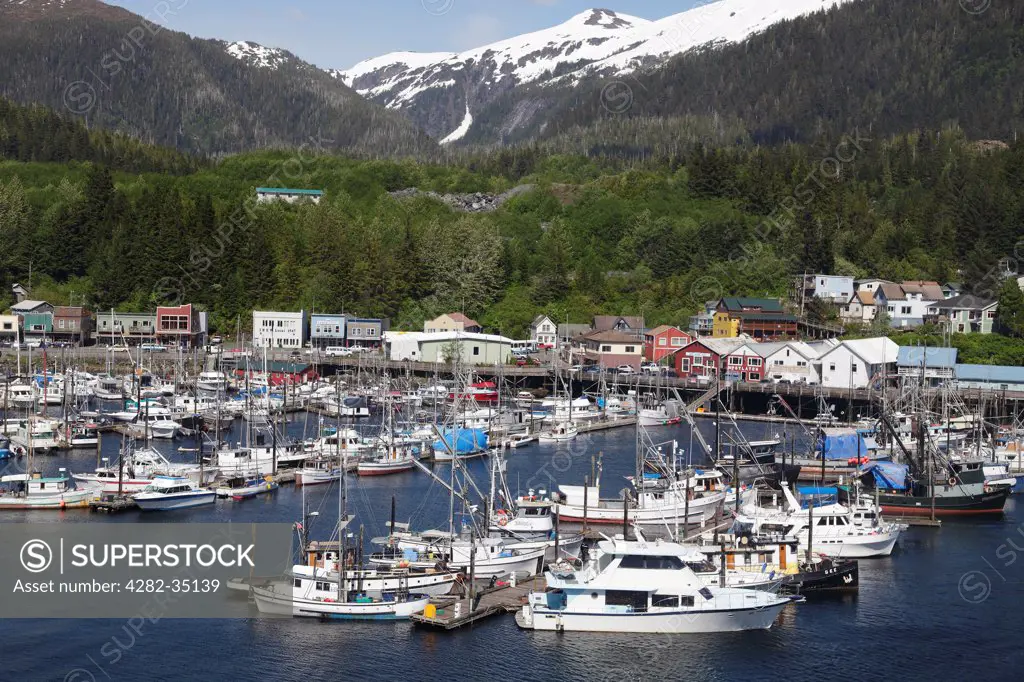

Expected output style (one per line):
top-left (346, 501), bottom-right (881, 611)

top-left (155, 304), bottom-right (203, 348)
top-left (673, 338), bottom-right (766, 382)
top-left (643, 325), bottom-right (692, 362)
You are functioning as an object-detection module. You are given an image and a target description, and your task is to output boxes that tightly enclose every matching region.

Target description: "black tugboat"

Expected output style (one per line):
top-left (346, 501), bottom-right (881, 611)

top-left (784, 555), bottom-right (859, 594)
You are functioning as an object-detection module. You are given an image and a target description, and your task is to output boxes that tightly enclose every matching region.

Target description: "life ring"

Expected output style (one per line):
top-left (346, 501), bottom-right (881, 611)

top-left (984, 484), bottom-right (992, 494)
top-left (948, 477), bottom-right (957, 486)
top-left (495, 509), bottom-right (509, 526)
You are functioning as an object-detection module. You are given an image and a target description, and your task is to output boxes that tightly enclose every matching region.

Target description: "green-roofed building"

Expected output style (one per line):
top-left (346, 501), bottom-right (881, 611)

top-left (255, 187), bottom-right (324, 205)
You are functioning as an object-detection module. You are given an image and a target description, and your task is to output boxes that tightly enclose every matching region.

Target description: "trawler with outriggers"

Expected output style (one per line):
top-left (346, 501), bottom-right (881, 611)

top-left (552, 425), bottom-right (726, 528)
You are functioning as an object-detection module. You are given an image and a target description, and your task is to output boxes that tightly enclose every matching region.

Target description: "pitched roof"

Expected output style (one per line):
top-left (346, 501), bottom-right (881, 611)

top-left (820, 337), bottom-right (899, 365)
top-left (694, 337), bottom-right (748, 356)
top-left (718, 297), bottom-right (784, 313)
top-left (592, 315), bottom-right (644, 331)
top-left (897, 346), bottom-right (958, 369)
top-left (856, 290), bottom-right (875, 305)
top-left (931, 294), bottom-right (996, 311)
top-left (558, 323), bottom-right (592, 337)
top-left (531, 314), bottom-right (554, 327)
top-left (53, 306), bottom-right (89, 317)
top-left (900, 280), bottom-right (945, 301)
top-left (646, 324), bottom-right (682, 336)
top-left (447, 312), bottom-right (480, 328)
top-left (582, 330), bottom-right (641, 344)
top-left (876, 283), bottom-right (905, 301)
top-left (749, 340), bottom-right (818, 360)
top-left (10, 300), bottom-right (50, 312)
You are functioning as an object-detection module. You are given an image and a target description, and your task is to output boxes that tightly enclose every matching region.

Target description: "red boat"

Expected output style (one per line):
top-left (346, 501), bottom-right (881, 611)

top-left (449, 381), bottom-right (499, 404)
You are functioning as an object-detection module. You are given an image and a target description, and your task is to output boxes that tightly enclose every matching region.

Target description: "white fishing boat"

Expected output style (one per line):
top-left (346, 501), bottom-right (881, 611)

top-left (10, 419), bottom-right (61, 453)
top-left (134, 476), bottom-right (216, 511)
top-left (515, 536), bottom-right (792, 633)
top-left (502, 432), bottom-right (538, 449)
top-left (296, 456), bottom-right (345, 486)
top-left (251, 578), bottom-right (431, 619)
top-left (370, 537), bottom-right (547, 579)
top-left (5, 382), bottom-right (36, 408)
top-left (538, 421), bottom-right (578, 443)
top-left (357, 445), bottom-right (417, 476)
top-left (735, 485), bottom-right (901, 559)
top-left (196, 371), bottom-right (230, 393)
top-left (63, 422), bottom-right (100, 448)
top-left (93, 375), bottom-right (124, 401)
top-left (0, 470), bottom-right (93, 509)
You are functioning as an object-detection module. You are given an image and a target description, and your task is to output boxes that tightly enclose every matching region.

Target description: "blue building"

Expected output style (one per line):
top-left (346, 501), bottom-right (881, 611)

top-left (310, 314), bottom-right (347, 348)
top-left (803, 274), bottom-right (854, 304)
top-left (955, 364), bottom-right (1024, 392)
top-left (896, 347), bottom-right (957, 387)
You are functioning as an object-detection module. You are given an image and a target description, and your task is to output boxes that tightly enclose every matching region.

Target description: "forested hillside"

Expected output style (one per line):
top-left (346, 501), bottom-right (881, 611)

top-left (0, 0), bottom-right (436, 157)
top-left (465, 0), bottom-right (1024, 150)
top-left (3, 112), bottom-right (1023, 336)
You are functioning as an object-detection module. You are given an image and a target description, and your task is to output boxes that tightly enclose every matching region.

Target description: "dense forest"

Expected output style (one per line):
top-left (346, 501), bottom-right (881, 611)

top-left (466, 0), bottom-right (1024, 151)
top-left (0, 0), bottom-right (435, 157)
top-left (3, 85), bottom-right (1024, 339)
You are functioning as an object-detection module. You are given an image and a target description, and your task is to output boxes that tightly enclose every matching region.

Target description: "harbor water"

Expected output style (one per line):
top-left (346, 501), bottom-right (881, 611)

top-left (1, 412), bottom-right (1021, 681)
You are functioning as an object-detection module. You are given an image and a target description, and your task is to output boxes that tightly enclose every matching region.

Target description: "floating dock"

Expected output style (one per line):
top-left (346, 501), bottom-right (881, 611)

top-left (89, 495), bottom-right (137, 513)
top-left (410, 576), bottom-right (545, 630)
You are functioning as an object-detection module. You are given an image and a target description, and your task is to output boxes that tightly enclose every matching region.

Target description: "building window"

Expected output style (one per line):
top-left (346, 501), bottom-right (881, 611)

top-left (728, 357), bottom-right (742, 366)
top-left (368, 328), bottom-right (377, 337)
top-left (901, 306), bottom-right (911, 315)
top-left (749, 373), bottom-right (760, 381)
top-left (957, 324), bottom-right (965, 333)
top-left (680, 359), bottom-right (690, 372)
top-left (748, 358), bottom-right (762, 367)
top-left (658, 338), bottom-right (667, 346)
top-left (671, 337), bottom-right (684, 346)
top-left (472, 346), bottom-right (480, 356)
top-left (601, 345), bottom-right (612, 352)
top-left (625, 346), bottom-right (635, 353)
top-left (852, 363), bottom-right (859, 373)
top-left (829, 363), bottom-right (836, 372)
top-left (59, 320), bottom-right (65, 329)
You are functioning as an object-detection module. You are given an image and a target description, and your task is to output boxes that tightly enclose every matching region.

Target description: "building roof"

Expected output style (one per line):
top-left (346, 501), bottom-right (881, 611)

top-left (418, 331), bottom-right (513, 344)
top-left (255, 187), bottom-right (324, 195)
top-left (856, 290), bottom-right (875, 305)
top-left (646, 324), bottom-right (683, 336)
top-left (692, 337), bottom-right (748, 356)
top-left (447, 312), bottom-right (481, 328)
top-left (592, 315), bottom-right (644, 332)
top-left (956, 363), bottom-right (1024, 384)
top-left (876, 282), bottom-right (905, 301)
top-left (53, 306), bottom-right (90, 317)
top-left (10, 300), bottom-right (49, 312)
top-left (855, 278), bottom-right (895, 285)
top-left (582, 330), bottom-right (642, 344)
top-left (531, 314), bottom-right (554, 327)
top-left (931, 294), bottom-right (996, 311)
top-left (820, 337), bottom-right (899, 365)
top-left (897, 346), bottom-right (958, 369)
top-left (558, 323), bottom-right (592, 338)
top-left (750, 340), bottom-right (819, 360)
top-left (718, 297), bottom-right (785, 313)
top-left (900, 280), bottom-right (945, 301)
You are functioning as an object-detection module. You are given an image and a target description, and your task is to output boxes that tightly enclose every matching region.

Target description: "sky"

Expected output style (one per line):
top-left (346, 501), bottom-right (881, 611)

top-left (106, 0), bottom-right (706, 71)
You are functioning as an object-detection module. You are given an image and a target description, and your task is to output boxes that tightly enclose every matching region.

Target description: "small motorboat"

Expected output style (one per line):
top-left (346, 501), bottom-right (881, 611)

top-left (134, 476), bottom-right (216, 511)
top-left (215, 475), bottom-right (279, 500)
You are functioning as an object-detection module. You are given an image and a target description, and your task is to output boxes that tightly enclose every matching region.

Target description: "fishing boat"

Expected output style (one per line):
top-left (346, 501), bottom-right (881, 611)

top-left (432, 427), bottom-right (489, 462)
top-left (370, 536), bottom-right (547, 579)
top-left (134, 476), bottom-right (216, 511)
top-left (734, 485), bottom-right (902, 559)
top-left (63, 422), bottom-right (100, 448)
top-left (0, 470), bottom-right (92, 509)
top-left (10, 419), bottom-right (60, 453)
top-left (73, 462), bottom-right (153, 495)
top-left (357, 445), bottom-right (417, 476)
top-left (537, 421), bottom-right (578, 443)
top-left (848, 458), bottom-right (1010, 517)
top-left (93, 375), bottom-right (124, 401)
top-left (215, 474), bottom-right (279, 500)
top-left (515, 536), bottom-right (792, 633)
top-left (296, 456), bottom-right (345, 486)
top-left (449, 381), bottom-right (499, 404)
top-left (196, 371), bottom-right (230, 393)
top-left (501, 431), bottom-right (537, 449)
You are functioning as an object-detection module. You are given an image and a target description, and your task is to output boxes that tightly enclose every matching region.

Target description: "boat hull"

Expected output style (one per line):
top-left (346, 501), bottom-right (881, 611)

top-left (554, 494), bottom-right (722, 526)
top-left (516, 602), bottom-right (787, 633)
top-left (357, 460), bottom-right (415, 476)
top-left (0, 490), bottom-right (93, 509)
top-left (877, 488), bottom-right (1009, 517)
top-left (135, 491), bottom-right (216, 511)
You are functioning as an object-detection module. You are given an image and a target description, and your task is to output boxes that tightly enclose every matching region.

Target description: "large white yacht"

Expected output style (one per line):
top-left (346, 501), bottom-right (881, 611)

top-left (516, 536), bottom-right (791, 633)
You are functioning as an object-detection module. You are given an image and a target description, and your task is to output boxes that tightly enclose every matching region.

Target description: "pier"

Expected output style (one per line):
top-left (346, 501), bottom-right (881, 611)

top-left (410, 576), bottom-right (544, 630)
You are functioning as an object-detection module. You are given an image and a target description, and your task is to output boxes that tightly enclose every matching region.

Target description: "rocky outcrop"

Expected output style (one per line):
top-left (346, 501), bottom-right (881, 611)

top-left (388, 184), bottom-right (535, 213)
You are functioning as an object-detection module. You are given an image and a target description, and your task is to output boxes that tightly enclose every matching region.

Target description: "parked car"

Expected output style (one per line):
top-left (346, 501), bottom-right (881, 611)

top-left (325, 346), bottom-right (353, 357)
top-left (617, 365), bottom-right (636, 375)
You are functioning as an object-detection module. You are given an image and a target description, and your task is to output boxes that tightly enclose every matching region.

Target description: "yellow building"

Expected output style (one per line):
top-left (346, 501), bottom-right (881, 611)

top-left (712, 312), bottom-right (739, 338)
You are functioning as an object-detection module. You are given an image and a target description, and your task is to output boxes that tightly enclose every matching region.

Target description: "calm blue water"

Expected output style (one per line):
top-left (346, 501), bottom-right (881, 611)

top-left (2, 409), bottom-right (1022, 681)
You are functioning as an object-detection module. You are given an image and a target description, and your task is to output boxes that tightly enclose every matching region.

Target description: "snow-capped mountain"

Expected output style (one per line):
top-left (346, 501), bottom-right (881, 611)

top-left (339, 0), bottom-right (856, 143)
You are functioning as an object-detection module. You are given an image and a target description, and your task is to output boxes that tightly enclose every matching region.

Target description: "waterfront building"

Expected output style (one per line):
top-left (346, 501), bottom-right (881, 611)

top-left (252, 310), bottom-right (308, 349)
top-left (896, 347), bottom-right (957, 387)
top-left (415, 332), bottom-right (513, 365)
top-left (713, 297), bottom-right (798, 340)
top-left (672, 337), bottom-right (746, 381)
top-left (643, 325), bottom-right (691, 363)
top-left (0, 314), bottom-right (18, 344)
top-left (530, 315), bottom-right (557, 347)
top-left (310, 314), bottom-right (347, 349)
top-left (955, 364), bottom-right (1024, 391)
top-left (579, 330), bottom-right (643, 370)
top-left (754, 341), bottom-right (821, 384)
top-left (817, 338), bottom-right (899, 389)
top-left (51, 306), bottom-right (93, 346)
top-left (558, 323), bottom-right (592, 346)
top-left (95, 311), bottom-right (157, 345)
top-left (155, 304), bottom-right (203, 348)
top-left (346, 317), bottom-right (387, 347)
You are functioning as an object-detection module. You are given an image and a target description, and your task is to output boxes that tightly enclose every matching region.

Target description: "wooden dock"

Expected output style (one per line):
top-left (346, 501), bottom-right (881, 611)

top-left (887, 516), bottom-right (942, 527)
top-left (410, 576), bottom-right (545, 630)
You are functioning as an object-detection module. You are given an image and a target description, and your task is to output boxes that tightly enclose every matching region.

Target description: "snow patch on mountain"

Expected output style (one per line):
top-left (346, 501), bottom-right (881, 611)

top-left (225, 41), bottom-right (288, 69)
top-left (440, 105), bottom-right (473, 145)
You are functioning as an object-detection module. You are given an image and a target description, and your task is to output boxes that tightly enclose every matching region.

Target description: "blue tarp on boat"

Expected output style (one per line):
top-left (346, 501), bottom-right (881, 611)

top-left (859, 461), bottom-right (909, 490)
top-left (433, 428), bottom-right (488, 455)
top-left (818, 428), bottom-right (873, 460)
top-left (798, 486), bottom-right (838, 496)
